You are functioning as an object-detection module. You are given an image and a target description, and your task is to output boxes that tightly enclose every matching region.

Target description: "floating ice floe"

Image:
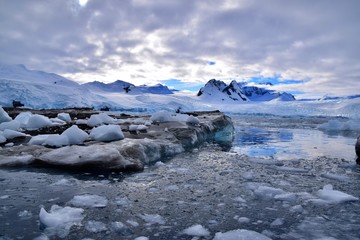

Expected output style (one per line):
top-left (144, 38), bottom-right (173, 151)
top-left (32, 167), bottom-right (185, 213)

top-left (39, 205), bottom-right (84, 238)
top-left (182, 224), bottom-right (210, 236)
top-left (85, 220), bottom-right (108, 233)
top-left (317, 184), bottom-right (359, 204)
top-left (68, 194), bottom-right (108, 208)
top-left (139, 214), bottom-right (165, 225)
top-left (214, 229), bottom-right (272, 240)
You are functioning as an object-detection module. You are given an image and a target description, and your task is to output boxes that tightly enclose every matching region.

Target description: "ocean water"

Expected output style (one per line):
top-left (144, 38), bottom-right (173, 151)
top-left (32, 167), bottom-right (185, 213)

top-left (0, 115), bottom-right (359, 239)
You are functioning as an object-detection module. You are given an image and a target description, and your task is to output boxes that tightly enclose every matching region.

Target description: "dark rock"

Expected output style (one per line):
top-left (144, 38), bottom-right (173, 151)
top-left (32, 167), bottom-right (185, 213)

top-left (356, 136), bottom-right (360, 164)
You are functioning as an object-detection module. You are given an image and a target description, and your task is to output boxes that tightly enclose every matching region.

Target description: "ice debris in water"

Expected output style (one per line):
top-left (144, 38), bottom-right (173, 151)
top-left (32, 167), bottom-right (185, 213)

top-left (254, 185), bottom-right (286, 200)
top-left (89, 124), bottom-right (124, 142)
top-left (318, 119), bottom-right (360, 132)
top-left (110, 221), bottom-right (133, 236)
top-left (85, 220), bottom-right (108, 233)
top-left (68, 194), bottom-right (108, 208)
top-left (214, 229), bottom-right (272, 240)
top-left (182, 224), bottom-right (210, 236)
top-left (39, 205), bottom-right (84, 238)
top-left (317, 184), bottom-right (359, 204)
top-left (139, 214), bottom-right (165, 225)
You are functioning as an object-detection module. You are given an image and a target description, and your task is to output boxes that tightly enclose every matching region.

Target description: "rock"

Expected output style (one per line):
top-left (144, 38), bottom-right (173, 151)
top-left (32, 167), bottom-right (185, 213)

top-left (0, 111), bottom-right (234, 171)
top-left (356, 136), bottom-right (360, 164)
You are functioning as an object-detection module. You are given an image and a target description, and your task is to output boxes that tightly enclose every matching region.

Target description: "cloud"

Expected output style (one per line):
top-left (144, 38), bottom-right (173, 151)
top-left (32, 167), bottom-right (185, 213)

top-left (0, 0), bottom-right (359, 97)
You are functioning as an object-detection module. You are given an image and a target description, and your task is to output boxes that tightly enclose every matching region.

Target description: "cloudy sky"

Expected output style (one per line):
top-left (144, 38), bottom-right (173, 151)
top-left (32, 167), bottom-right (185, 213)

top-left (1, 0), bottom-right (359, 98)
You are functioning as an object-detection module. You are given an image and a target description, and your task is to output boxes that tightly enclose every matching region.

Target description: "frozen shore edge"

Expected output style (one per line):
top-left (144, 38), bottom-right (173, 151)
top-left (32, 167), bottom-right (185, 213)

top-left (0, 110), bottom-right (234, 171)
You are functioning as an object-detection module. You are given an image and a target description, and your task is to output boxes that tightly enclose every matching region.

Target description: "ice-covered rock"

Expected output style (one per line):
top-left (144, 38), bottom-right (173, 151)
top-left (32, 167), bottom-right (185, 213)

top-left (90, 124), bottom-right (124, 142)
top-left (0, 111), bottom-right (234, 171)
top-left (0, 107), bottom-right (12, 123)
top-left (39, 205), bottom-right (84, 238)
top-left (214, 229), bottom-right (272, 240)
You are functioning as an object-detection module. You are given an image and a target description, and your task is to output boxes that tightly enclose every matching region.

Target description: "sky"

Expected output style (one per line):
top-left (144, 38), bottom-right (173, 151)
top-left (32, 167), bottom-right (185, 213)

top-left (0, 0), bottom-right (359, 99)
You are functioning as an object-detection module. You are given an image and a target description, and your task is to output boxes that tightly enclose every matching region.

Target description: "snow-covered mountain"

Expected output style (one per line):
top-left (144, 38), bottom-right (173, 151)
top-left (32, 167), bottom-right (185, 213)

top-left (0, 63), bottom-right (114, 109)
top-left (83, 80), bottom-right (173, 94)
top-left (197, 79), bottom-right (295, 102)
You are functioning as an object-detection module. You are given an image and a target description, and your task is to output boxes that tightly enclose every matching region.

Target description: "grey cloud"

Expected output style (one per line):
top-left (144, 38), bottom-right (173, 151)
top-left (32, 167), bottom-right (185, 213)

top-left (0, 0), bottom-right (359, 97)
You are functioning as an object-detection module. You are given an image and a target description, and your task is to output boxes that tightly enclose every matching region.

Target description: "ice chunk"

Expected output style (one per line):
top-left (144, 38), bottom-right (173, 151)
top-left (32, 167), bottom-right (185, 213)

top-left (320, 172), bottom-right (350, 182)
top-left (0, 107), bottom-right (12, 123)
top-left (39, 205), bottom-right (84, 238)
top-left (90, 125), bottom-right (124, 142)
top-left (0, 120), bottom-right (20, 131)
top-left (61, 125), bottom-right (88, 145)
top-left (26, 114), bottom-right (52, 130)
top-left (115, 196), bottom-right (130, 207)
top-left (318, 119), bottom-right (360, 132)
top-left (274, 193), bottom-right (297, 202)
top-left (57, 113), bottom-right (71, 123)
top-left (139, 214), bottom-right (165, 225)
top-left (2, 129), bottom-right (25, 139)
top-left (134, 237), bottom-right (149, 240)
top-left (182, 224), bottom-right (210, 236)
top-left (214, 229), bottom-right (272, 240)
top-left (18, 210), bottom-right (32, 219)
top-left (270, 218), bottom-right (284, 226)
top-left (317, 184), bottom-right (359, 204)
top-left (68, 194), bottom-right (108, 208)
top-left (85, 220), bottom-right (107, 233)
top-left (14, 112), bottom-right (32, 127)
top-left (28, 134), bottom-right (50, 145)
top-left (233, 196), bottom-right (246, 203)
top-left (87, 113), bottom-right (114, 127)
top-left (44, 134), bottom-right (69, 147)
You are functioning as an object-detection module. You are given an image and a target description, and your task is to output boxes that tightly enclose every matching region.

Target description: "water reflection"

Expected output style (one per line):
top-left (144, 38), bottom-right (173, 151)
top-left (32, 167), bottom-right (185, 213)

top-left (231, 115), bottom-right (356, 161)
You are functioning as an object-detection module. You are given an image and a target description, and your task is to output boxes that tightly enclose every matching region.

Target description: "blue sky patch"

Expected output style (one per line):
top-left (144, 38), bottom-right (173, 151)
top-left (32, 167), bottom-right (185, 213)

top-left (160, 79), bottom-right (203, 92)
top-left (249, 75), bottom-right (305, 85)
top-left (208, 61), bottom-right (216, 65)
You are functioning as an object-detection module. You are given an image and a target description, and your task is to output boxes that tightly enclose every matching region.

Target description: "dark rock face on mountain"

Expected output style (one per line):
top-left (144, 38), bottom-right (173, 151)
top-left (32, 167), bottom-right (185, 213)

top-left (197, 79), bottom-right (295, 102)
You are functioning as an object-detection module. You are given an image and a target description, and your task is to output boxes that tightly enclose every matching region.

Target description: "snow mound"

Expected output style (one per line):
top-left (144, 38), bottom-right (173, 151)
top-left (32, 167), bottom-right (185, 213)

top-left (317, 184), bottom-right (359, 204)
top-left (39, 205), bottom-right (84, 238)
top-left (150, 111), bottom-right (200, 124)
top-left (214, 229), bottom-right (272, 240)
top-left (68, 194), bottom-right (108, 208)
top-left (0, 107), bottom-right (12, 123)
top-left (90, 124), bottom-right (124, 142)
top-left (182, 224), bottom-right (210, 236)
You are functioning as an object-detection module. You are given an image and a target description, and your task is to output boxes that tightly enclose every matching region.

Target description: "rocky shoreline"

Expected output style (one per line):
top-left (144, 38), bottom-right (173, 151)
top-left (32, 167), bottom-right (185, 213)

top-left (0, 108), bottom-right (234, 171)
